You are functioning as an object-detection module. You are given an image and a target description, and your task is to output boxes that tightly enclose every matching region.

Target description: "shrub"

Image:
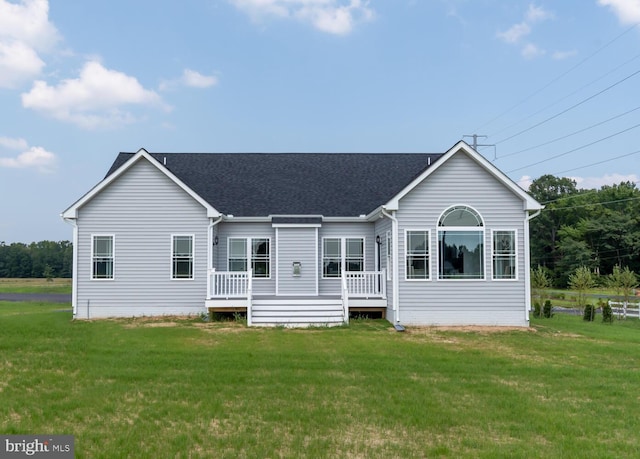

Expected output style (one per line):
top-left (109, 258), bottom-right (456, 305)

top-left (569, 266), bottom-right (596, 314)
top-left (602, 301), bottom-right (613, 324)
top-left (533, 301), bottom-right (541, 318)
top-left (583, 304), bottom-right (595, 322)
top-left (543, 300), bottom-right (553, 318)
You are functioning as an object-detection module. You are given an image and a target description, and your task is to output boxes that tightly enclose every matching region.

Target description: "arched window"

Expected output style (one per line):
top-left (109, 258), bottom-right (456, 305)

top-left (437, 206), bottom-right (485, 279)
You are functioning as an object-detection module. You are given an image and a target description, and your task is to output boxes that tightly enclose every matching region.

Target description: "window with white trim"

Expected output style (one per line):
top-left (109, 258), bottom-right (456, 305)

top-left (492, 230), bottom-right (517, 280)
top-left (406, 230), bottom-right (430, 280)
top-left (172, 235), bottom-right (194, 279)
top-left (322, 237), bottom-right (364, 278)
top-left (92, 235), bottom-right (114, 279)
top-left (438, 206), bottom-right (484, 280)
top-left (228, 238), bottom-right (270, 278)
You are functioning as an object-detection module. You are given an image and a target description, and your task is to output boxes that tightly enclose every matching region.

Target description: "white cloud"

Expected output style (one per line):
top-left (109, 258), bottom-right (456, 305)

top-left (21, 60), bottom-right (169, 129)
top-left (517, 175), bottom-right (533, 190)
top-left (0, 41), bottom-right (46, 88)
top-left (572, 173), bottom-right (639, 189)
top-left (497, 3), bottom-right (553, 59)
top-left (181, 69), bottom-right (218, 88)
top-left (0, 0), bottom-right (59, 88)
top-left (0, 145), bottom-right (56, 173)
top-left (497, 22), bottom-right (531, 44)
top-left (526, 4), bottom-right (554, 22)
top-left (229, 0), bottom-right (374, 35)
top-left (521, 43), bottom-right (545, 59)
top-left (0, 136), bottom-right (29, 151)
top-left (159, 69), bottom-right (219, 91)
top-left (598, 0), bottom-right (640, 25)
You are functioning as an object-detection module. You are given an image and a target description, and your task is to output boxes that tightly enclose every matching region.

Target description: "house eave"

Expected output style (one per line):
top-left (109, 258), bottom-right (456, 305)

top-left (223, 215), bottom-right (372, 224)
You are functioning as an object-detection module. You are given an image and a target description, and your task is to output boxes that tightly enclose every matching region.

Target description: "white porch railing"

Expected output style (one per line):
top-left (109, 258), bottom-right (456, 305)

top-left (344, 270), bottom-right (386, 298)
top-left (208, 269), bottom-right (253, 299)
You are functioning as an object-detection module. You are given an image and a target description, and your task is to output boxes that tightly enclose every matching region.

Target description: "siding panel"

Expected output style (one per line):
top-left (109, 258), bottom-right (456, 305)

top-left (276, 227), bottom-right (318, 295)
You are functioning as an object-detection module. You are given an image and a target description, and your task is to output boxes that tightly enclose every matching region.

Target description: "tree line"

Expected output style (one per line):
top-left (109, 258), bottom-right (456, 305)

top-left (0, 240), bottom-right (73, 278)
top-left (528, 175), bottom-right (640, 287)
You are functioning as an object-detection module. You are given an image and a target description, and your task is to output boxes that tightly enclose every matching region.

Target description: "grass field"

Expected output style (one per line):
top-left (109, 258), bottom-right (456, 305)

top-left (0, 278), bottom-right (71, 294)
top-left (1, 302), bottom-right (640, 458)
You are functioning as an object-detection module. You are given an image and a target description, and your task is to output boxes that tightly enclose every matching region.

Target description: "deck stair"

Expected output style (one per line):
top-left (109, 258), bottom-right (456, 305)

top-left (250, 297), bottom-right (344, 327)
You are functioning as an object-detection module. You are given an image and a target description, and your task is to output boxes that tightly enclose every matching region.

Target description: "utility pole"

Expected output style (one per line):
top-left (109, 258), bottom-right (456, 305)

top-left (462, 134), bottom-right (497, 160)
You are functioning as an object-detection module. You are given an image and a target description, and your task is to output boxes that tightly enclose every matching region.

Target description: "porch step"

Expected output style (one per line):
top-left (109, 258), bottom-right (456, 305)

top-left (250, 299), bottom-right (344, 327)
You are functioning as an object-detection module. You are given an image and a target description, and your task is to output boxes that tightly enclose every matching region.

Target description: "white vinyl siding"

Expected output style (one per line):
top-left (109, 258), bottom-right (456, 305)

top-left (75, 158), bottom-right (209, 318)
top-left (172, 235), bottom-right (194, 280)
top-left (492, 230), bottom-right (517, 280)
top-left (395, 150), bottom-right (529, 326)
top-left (91, 235), bottom-right (114, 280)
top-left (275, 227), bottom-right (318, 296)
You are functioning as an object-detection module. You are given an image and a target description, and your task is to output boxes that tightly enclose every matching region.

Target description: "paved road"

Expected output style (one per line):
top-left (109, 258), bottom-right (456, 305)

top-left (0, 293), bottom-right (71, 303)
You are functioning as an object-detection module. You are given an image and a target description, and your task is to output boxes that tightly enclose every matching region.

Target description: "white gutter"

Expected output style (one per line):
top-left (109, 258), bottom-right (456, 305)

top-left (62, 216), bottom-right (78, 318)
top-left (381, 208), bottom-right (400, 325)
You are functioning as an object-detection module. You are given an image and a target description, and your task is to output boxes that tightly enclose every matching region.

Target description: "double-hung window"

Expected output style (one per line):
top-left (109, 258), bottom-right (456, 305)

top-left (172, 235), bottom-right (194, 279)
top-left (92, 235), bottom-right (114, 279)
top-left (406, 230), bottom-right (430, 280)
top-left (322, 237), bottom-right (364, 278)
top-left (492, 230), bottom-right (517, 280)
top-left (228, 238), bottom-right (270, 278)
top-left (438, 206), bottom-right (485, 280)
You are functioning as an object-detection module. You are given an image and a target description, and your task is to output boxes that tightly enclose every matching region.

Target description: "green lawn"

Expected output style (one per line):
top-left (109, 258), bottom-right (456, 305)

top-left (0, 278), bottom-right (71, 294)
top-left (1, 302), bottom-right (640, 458)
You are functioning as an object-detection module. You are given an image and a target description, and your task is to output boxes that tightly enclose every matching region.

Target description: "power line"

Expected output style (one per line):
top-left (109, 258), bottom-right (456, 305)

top-left (552, 149), bottom-right (640, 175)
top-left (495, 68), bottom-right (640, 146)
top-left (474, 23), bottom-right (639, 133)
top-left (543, 196), bottom-right (640, 211)
top-left (488, 52), bottom-right (640, 141)
top-left (507, 121), bottom-right (640, 173)
top-left (498, 105), bottom-right (640, 159)
top-left (538, 180), bottom-right (640, 205)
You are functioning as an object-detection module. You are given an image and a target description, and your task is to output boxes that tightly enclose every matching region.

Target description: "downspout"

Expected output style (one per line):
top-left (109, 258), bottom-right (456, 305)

top-left (524, 209), bottom-right (542, 323)
top-left (62, 217), bottom-right (78, 318)
top-left (381, 208), bottom-right (401, 328)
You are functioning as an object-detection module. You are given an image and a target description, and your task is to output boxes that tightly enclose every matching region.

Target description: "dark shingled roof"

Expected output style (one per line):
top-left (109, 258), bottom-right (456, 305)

top-left (107, 152), bottom-right (444, 217)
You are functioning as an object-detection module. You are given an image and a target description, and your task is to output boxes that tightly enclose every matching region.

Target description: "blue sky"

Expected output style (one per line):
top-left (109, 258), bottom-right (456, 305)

top-left (1, 0), bottom-right (639, 243)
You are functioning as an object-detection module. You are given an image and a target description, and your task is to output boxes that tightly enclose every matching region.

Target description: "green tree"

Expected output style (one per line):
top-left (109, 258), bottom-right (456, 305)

top-left (531, 265), bottom-right (550, 305)
top-left (528, 175), bottom-right (581, 285)
top-left (568, 266), bottom-right (596, 314)
top-left (607, 265), bottom-right (638, 319)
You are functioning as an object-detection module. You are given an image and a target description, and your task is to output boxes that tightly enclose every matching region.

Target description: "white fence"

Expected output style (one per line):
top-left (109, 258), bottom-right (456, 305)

top-left (608, 300), bottom-right (640, 319)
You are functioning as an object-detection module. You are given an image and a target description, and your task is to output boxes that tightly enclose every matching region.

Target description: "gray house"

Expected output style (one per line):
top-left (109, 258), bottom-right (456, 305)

top-left (62, 141), bottom-right (542, 327)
